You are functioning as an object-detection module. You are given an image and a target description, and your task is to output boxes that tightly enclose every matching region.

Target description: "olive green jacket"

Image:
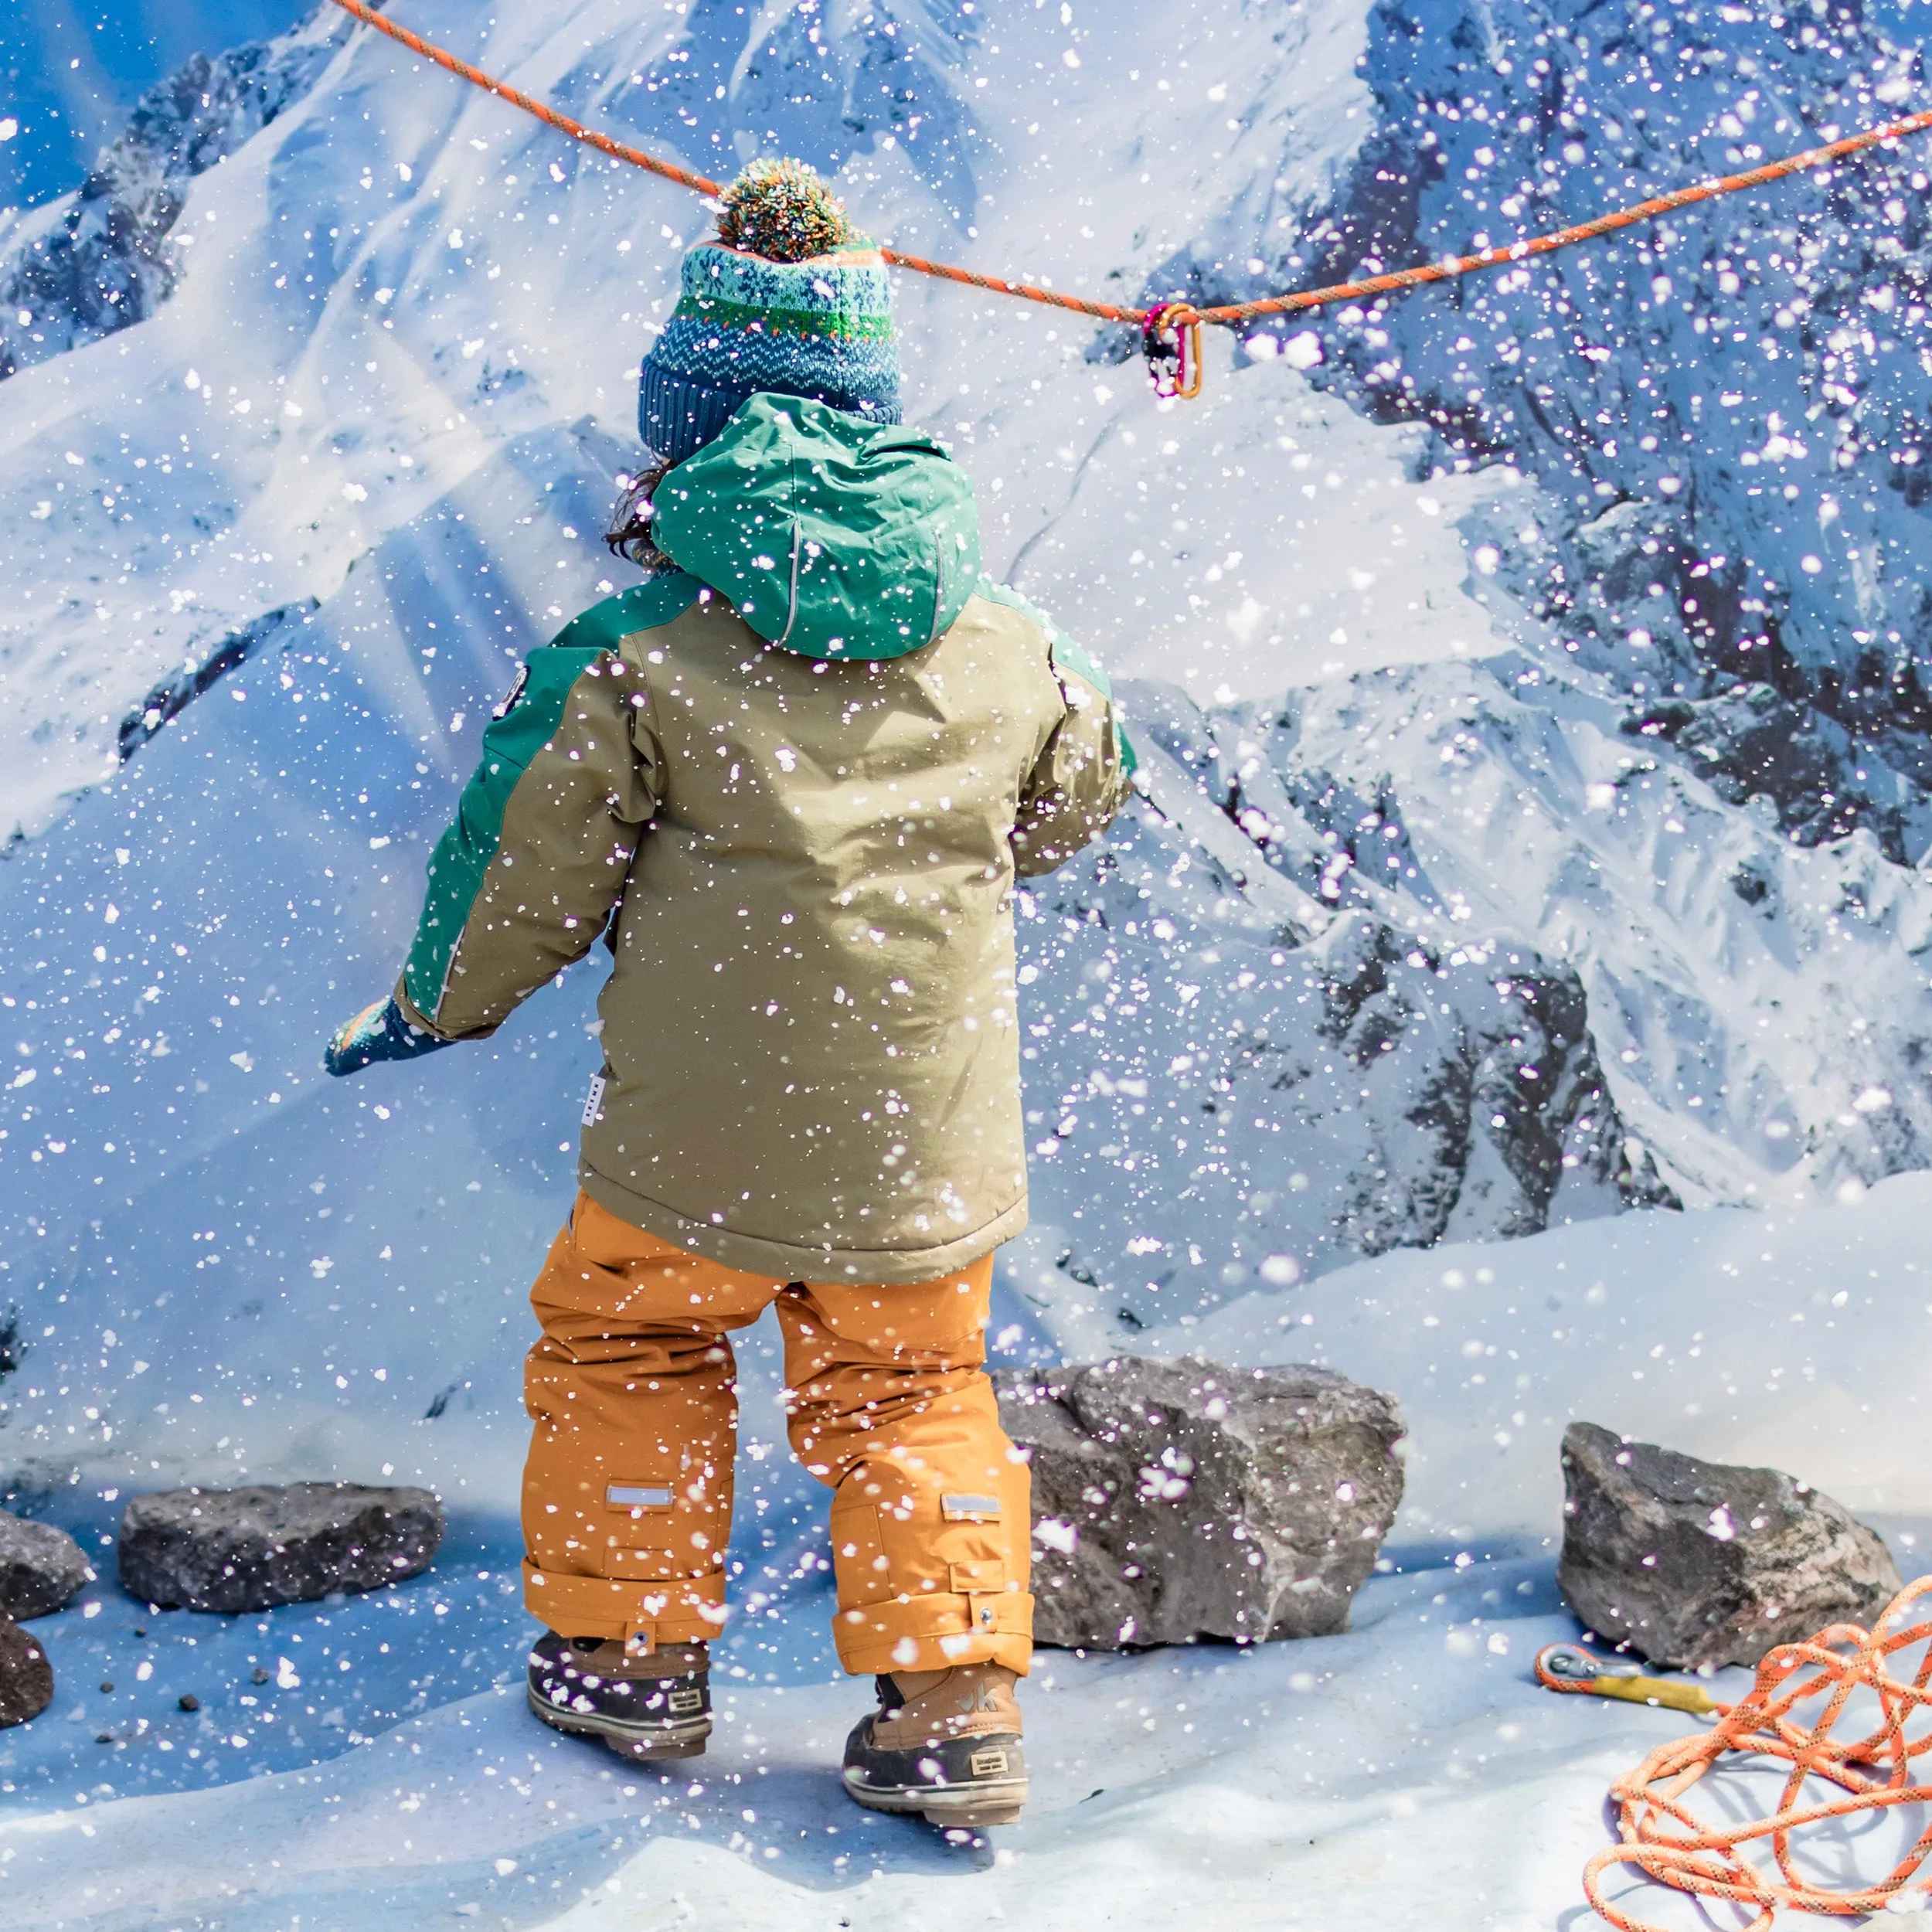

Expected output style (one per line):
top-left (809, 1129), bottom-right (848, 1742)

top-left (393, 399), bottom-right (1128, 1283)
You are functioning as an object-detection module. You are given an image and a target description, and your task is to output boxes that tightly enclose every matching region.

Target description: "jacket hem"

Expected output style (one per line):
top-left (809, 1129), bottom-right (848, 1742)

top-left (577, 1163), bottom-right (1027, 1286)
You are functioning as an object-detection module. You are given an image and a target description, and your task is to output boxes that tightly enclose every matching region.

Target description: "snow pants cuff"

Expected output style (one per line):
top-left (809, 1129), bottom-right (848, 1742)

top-left (835, 1589), bottom-right (1036, 1677)
top-left (522, 1560), bottom-right (728, 1649)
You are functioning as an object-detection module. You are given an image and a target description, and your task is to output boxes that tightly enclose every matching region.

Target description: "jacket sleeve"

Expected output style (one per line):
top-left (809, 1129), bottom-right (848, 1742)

top-left (1009, 634), bottom-right (1133, 878)
top-left (393, 645), bottom-right (664, 1039)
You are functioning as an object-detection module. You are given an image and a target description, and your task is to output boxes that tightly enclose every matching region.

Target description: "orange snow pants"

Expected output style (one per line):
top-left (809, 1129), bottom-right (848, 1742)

top-left (519, 1192), bottom-right (1033, 1676)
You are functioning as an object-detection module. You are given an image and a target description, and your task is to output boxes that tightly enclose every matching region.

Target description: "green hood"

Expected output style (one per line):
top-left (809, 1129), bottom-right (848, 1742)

top-left (649, 393), bottom-right (982, 660)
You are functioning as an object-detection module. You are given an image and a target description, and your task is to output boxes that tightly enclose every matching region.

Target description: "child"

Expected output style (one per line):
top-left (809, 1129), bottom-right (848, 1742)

top-left (327, 158), bottom-right (1128, 1828)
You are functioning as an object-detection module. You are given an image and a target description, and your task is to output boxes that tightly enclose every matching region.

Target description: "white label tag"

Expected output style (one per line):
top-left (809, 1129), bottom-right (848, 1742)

top-left (581, 1073), bottom-right (607, 1126)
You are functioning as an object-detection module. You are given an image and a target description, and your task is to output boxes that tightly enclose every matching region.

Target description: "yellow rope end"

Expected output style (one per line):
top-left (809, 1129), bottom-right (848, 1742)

top-left (1591, 1673), bottom-right (1720, 1716)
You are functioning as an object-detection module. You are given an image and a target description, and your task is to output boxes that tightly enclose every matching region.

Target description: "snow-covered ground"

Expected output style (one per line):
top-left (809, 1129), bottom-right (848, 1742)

top-left (6, 0), bottom-right (1932, 1923)
top-left (0, 1549), bottom-right (1784, 1930)
top-left (0, 1547), bottom-right (1702, 1929)
top-left (3, 1180), bottom-right (1930, 1928)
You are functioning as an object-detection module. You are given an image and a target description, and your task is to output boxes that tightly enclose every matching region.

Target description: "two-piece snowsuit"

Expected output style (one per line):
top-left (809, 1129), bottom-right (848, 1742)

top-left (392, 396), bottom-right (1129, 1674)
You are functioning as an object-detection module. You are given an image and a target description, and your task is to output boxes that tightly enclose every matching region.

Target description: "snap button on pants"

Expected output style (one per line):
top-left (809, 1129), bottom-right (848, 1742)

top-left (520, 1192), bottom-right (1034, 1675)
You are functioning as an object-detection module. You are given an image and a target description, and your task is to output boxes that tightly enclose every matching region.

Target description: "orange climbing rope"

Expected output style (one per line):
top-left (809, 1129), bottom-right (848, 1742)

top-left (327, 0), bottom-right (1932, 386)
top-left (1200, 114), bottom-right (1932, 329)
top-left (328, 0), bottom-right (724, 197)
top-left (1536, 1575), bottom-right (1932, 1931)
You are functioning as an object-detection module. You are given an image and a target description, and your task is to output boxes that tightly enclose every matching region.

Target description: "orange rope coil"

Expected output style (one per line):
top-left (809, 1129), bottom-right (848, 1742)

top-left (1569, 1573), bottom-right (1932, 1932)
top-left (325, 0), bottom-right (1932, 370)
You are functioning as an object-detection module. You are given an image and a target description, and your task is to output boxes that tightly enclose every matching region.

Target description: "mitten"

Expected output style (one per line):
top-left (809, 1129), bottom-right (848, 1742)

top-left (324, 997), bottom-right (455, 1077)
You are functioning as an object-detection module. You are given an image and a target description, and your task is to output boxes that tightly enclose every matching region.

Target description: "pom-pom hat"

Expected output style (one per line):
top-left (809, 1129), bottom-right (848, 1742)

top-left (639, 158), bottom-right (900, 468)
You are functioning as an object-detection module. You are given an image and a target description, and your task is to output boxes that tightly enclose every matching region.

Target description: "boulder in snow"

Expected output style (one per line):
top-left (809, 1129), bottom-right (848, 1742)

top-left (995, 1356), bottom-right (1404, 1649)
top-left (1556, 1421), bottom-right (1902, 1669)
top-left (0, 1511), bottom-right (92, 1619)
top-left (118, 1482), bottom-right (444, 1614)
top-left (0, 1619), bottom-right (53, 1728)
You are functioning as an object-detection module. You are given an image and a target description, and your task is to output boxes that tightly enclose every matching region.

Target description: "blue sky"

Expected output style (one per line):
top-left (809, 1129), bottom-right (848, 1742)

top-left (1, 0), bottom-right (314, 207)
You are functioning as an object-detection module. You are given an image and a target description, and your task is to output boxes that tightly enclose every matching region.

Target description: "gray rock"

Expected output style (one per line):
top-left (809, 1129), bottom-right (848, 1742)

top-left (1557, 1422), bottom-right (1903, 1669)
top-left (0, 1620), bottom-right (53, 1728)
top-left (995, 1355), bottom-right (1404, 1649)
top-left (118, 1483), bottom-right (444, 1614)
top-left (0, 1512), bottom-right (92, 1619)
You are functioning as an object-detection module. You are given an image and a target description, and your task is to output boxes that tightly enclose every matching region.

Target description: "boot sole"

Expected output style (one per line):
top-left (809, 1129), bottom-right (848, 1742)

top-left (526, 1683), bottom-right (710, 1760)
top-left (842, 1767), bottom-right (1028, 1829)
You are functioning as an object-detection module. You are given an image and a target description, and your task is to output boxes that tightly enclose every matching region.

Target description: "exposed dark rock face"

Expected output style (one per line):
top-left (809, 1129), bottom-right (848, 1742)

top-left (1556, 1422), bottom-right (1902, 1669)
top-left (117, 599), bottom-right (319, 761)
top-left (0, 1512), bottom-right (92, 1620)
top-left (1623, 681), bottom-right (1918, 862)
top-left (1301, 915), bottom-right (1675, 1246)
top-left (0, 17), bottom-right (346, 383)
top-left (0, 1621), bottom-right (53, 1729)
top-left (1075, 691), bottom-right (1677, 1290)
top-left (995, 1356), bottom-right (1404, 1649)
top-left (118, 1483), bottom-right (444, 1614)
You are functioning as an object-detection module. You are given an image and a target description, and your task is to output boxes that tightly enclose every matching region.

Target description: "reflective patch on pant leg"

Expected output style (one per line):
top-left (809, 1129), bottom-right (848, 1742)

top-left (940, 1495), bottom-right (1002, 1521)
top-left (607, 1484), bottom-right (675, 1509)
top-left (872, 1480), bottom-right (1013, 1604)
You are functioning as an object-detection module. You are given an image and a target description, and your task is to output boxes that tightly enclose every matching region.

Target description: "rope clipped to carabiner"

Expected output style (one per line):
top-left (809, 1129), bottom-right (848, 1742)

top-left (1141, 304), bottom-right (1203, 400)
top-left (1536, 1576), bottom-right (1932, 1932)
top-left (325, 0), bottom-right (1932, 407)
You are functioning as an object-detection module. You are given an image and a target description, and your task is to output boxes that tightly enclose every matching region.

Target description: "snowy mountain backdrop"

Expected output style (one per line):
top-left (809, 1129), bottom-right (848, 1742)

top-left (8, 0), bottom-right (1932, 1457)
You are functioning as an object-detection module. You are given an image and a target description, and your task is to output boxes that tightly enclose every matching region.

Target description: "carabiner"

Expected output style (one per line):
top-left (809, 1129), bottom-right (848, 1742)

top-left (1141, 302), bottom-right (1204, 400)
top-left (1532, 1642), bottom-right (1723, 1716)
top-left (1535, 1642), bottom-right (1625, 1691)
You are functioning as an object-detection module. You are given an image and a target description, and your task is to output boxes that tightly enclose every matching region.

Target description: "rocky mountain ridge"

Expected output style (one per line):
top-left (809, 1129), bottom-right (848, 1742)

top-left (0, 9), bottom-right (352, 383)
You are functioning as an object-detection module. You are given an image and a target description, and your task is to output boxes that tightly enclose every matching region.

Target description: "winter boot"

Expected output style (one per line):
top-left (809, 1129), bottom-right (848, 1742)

top-left (841, 1662), bottom-right (1028, 1828)
top-left (526, 1633), bottom-right (711, 1760)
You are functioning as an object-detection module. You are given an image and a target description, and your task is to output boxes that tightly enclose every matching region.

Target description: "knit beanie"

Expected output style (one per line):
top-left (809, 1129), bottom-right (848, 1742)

top-left (638, 158), bottom-right (901, 468)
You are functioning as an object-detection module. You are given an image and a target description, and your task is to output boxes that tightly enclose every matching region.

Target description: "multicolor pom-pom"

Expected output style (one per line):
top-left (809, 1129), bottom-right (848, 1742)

top-left (716, 157), bottom-right (856, 262)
